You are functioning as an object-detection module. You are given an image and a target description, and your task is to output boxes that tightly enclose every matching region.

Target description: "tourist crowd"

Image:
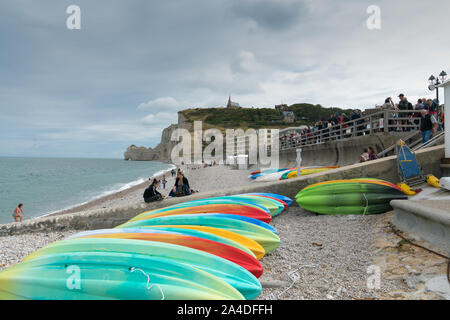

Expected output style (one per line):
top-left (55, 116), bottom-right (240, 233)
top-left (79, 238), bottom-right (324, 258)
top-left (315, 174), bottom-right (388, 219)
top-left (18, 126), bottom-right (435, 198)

top-left (280, 94), bottom-right (444, 149)
top-left (279, 109), bottom-right (367, 148)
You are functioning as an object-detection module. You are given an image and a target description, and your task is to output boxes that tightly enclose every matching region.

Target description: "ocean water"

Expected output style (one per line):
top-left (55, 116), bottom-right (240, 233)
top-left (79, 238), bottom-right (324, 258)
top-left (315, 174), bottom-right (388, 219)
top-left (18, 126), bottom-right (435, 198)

top-left (0, 157), bottom-right (174, 225)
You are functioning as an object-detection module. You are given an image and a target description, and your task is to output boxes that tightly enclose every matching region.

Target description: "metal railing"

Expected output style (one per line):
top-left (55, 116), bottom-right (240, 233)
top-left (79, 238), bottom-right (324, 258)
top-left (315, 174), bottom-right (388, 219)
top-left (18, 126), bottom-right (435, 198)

top-left (279, 110), bottom-right (438, 150)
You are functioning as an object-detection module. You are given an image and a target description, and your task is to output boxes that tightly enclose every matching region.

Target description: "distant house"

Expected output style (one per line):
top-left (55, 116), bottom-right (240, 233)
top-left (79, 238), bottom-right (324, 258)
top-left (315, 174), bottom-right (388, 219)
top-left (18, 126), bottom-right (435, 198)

top-left (275, 104), bottom-right (289, 112)
top-left (282, 111), bottom-right (295, 123)
top-left (227, 96), bottom-right (241, 109)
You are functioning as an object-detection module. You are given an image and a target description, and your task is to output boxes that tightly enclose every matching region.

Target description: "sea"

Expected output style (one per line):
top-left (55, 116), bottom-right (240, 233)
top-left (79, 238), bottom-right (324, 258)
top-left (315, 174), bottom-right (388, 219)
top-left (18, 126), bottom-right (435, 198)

top-left (0, 157), bottom-right (175, 225)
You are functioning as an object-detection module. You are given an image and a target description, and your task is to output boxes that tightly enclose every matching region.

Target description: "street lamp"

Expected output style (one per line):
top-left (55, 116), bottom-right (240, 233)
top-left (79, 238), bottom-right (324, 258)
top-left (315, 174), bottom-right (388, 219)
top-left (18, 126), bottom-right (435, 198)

top-left (428, 70), bottom-right (447, 103)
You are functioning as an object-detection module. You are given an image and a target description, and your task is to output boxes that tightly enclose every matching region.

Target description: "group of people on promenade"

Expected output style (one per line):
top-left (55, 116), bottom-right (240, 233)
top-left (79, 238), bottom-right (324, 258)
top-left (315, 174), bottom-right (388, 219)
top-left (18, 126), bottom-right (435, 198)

top-left (379, 94), bottom-right (440, 117)
top-left (279, 109), bottom-right (366, 148)
top-left (143, 167), bottom-right (194, 203)
top-left (280, 93), bottom-right (444, 148)
top-left (380, 94), bottom-right (442, 137)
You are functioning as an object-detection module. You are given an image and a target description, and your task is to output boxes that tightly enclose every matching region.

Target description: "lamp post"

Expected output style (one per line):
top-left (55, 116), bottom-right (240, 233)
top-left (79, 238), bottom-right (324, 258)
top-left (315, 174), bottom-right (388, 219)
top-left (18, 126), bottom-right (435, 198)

top-left (428, 71), bottom-right (448, 103)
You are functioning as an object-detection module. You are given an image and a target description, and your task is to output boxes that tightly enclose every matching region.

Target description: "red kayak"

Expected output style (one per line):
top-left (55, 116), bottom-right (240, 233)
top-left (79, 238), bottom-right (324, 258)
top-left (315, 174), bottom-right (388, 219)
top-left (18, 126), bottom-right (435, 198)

top-left (131, 204), bottom-right (272, 224)
top-left (83, 232), bottom-right (264, 278)
top-left (254, 195), bottom-right (287, 209)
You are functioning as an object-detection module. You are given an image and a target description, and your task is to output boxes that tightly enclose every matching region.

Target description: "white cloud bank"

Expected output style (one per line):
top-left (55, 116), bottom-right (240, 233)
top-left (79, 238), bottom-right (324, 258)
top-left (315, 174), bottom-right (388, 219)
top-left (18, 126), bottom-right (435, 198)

top-left (137, 97), bottom-right (181, 111)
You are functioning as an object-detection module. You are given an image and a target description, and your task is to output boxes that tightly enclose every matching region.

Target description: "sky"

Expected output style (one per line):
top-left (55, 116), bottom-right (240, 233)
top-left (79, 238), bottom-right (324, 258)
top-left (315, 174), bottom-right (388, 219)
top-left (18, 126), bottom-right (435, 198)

top-left (1, 0), bottom-right (450, 158)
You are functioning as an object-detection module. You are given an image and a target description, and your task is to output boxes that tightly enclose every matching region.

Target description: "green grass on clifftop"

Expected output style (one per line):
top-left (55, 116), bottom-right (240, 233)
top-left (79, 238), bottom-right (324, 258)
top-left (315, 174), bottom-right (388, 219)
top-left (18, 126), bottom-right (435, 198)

top-left (179, 103), bottom-right (354, 129)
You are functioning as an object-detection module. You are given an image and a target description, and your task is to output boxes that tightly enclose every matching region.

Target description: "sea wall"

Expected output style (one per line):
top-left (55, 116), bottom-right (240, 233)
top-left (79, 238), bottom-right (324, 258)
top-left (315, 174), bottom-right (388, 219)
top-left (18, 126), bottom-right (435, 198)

top-left (0, 145), bottom-right (444, 236)
top-left (279, 133), bottom-right (413, 167)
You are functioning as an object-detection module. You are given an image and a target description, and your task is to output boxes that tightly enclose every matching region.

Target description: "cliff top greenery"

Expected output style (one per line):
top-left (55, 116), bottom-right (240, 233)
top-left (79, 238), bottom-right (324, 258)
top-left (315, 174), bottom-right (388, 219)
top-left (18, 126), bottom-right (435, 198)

top-left (178, 103), bottom-right (354, 129)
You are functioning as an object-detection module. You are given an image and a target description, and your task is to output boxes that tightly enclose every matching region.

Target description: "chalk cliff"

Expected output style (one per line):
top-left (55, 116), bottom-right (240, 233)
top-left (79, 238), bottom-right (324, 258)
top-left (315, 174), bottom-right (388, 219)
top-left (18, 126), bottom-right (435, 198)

top-left (124, 124), bottom-right (181, 161)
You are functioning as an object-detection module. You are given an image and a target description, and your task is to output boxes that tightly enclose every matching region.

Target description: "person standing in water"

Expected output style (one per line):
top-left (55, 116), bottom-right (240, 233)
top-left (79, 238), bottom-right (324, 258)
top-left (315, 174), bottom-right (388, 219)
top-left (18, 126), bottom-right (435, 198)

top-left (13, 203), bottom-right (24, 222)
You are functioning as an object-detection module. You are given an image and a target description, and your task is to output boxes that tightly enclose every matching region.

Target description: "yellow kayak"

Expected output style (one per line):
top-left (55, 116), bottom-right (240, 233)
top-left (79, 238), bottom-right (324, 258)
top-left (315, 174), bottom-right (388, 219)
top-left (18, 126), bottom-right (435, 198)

top-left (286, 167), bottom-right (339, 179)
top-left (142, 225), bottom-right (266, 260)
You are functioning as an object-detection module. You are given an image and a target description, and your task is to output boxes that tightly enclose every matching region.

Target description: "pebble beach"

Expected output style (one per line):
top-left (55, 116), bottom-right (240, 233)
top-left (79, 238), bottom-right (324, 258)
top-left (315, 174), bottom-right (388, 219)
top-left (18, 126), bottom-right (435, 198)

top-left (0, 164), bottom-right (256, 271)
top-left (0, 164), bottom-right (447, 300)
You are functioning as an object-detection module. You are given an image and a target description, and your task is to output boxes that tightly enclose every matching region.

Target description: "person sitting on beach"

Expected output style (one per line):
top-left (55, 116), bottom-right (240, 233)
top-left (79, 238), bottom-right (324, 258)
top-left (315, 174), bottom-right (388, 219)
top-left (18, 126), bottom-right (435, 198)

top-left (143, 179), bottom-right (164, 203)
top-left (368, 146), bottom-right (378, 160)
top-left (13, 203), bottom-right (24, 222)
top-left (169, 171), bottom-right (191, 197)
top-left (359, 148), bottom-right (370, 163)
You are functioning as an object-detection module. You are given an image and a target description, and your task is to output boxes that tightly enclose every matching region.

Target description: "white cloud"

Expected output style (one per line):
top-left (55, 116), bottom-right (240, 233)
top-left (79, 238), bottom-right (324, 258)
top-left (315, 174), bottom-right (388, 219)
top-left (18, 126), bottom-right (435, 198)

top-left (3, 0), bottom-right (450, 158)
top-left (137, 97), bottom-right (181, 111)
top-left (40, 122), bottom-right (163, 142)
top-left (141, 112), bottom-right (175, 125)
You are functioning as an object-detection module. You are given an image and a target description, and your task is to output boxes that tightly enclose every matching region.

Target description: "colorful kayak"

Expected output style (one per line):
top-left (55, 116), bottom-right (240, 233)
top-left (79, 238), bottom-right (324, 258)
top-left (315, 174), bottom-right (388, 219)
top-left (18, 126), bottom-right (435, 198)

top-left (251, 166), bottom-right (333, 181)
top-left (198, 196), bottom-right (284, 216)
top-left (143, 198), bottom-right (271, 213)
top-left (280, 167), bottom-right (338, 180)
top-left (0, 251), bottom-right (244, 300)
top-left (118, 214), bottom-right (280, 253)
top-left (128, 203), bottom-right (272, 224)
top-left (302, 178), bottom-right (402, 191)
top-left (249, 168), bottom-right (290, 179)
top-left (23, 238), bottom-right (261, 300)
top-left (234, 194), bottom-right (287, 211)
top-left (284, 167), bottom-right (339, 179)
top-left (296, 179), bottom-right (408, 215)
top-left (245, 193), bottom-right (293, 207)
top-left (253, 170), bottom-right (294, 182)
top-left (67, 228), bottom-right (263, 277)
top-left (69, 227), bottom-right (255, 258)
top-left (157, 196), bottom-right (284, 217)
top-left (143, 225), bottom-right (266, 260)
top-left (122, 213), bottom-right (277, 234)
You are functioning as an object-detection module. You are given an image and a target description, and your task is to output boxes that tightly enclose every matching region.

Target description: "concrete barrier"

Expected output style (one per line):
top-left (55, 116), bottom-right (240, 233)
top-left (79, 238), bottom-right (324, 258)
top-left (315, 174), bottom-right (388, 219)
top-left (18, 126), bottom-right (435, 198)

top-left (279, 133), bottom-right (413, 167)
top-left (0, 145), bottom-right (444, 236)
top-left (391, 200), bottom-right (450, 255)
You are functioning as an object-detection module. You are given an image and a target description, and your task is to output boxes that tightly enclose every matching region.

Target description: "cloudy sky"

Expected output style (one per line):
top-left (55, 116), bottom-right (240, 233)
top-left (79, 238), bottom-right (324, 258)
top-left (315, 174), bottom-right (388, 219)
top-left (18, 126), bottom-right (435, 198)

top-left (1, 0), bottom-right (449, 158)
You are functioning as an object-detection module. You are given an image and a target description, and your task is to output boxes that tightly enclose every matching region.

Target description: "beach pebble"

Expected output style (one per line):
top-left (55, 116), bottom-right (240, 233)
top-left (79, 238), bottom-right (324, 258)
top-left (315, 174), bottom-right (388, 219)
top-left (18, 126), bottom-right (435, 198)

top-left (0, 231), bottom-right (76, 271)
top-left (258, 208), bottom-right (398, 300)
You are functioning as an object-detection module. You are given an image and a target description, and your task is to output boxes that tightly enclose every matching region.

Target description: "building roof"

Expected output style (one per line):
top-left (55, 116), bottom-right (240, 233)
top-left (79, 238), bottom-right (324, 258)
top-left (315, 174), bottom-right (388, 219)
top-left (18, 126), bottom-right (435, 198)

top-left (227, 96), bottom-right (241, 108)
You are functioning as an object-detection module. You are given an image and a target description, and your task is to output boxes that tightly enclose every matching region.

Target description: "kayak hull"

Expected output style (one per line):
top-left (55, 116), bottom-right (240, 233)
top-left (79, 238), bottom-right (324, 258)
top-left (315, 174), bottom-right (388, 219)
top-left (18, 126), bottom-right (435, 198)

top-left (296, 179), bottom-right (408, 215)
top-left (0, 252), bottom-right (244, 300)
top-left (22, 238), bottom-right (261, 300)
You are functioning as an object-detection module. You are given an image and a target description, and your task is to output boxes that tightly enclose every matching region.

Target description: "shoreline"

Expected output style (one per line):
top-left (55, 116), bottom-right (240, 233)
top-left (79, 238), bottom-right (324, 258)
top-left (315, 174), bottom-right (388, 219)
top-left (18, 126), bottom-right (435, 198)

top-left (0, 163), bottom-right (257, 229)
top-left (45, 164), bottom-right (256, 218)
top-left (43, 164), bottom-right (177, 218)
top-left (48, 179), bottom-right (150, 217)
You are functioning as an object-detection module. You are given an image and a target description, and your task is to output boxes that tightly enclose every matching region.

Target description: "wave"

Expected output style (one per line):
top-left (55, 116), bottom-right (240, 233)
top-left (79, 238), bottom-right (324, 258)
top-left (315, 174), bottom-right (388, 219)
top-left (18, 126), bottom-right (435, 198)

top-left (37, 163), bottom-right (176, 219)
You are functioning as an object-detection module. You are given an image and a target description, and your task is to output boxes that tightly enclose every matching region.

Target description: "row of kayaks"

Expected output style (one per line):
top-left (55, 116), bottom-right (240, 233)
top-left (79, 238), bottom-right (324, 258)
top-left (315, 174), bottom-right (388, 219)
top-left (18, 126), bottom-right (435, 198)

top-left (0, 193), bottom-right (292, 300)
top-left (296, 178), bottom-right (408, 215)
top-left (250, 166), bottom-right (339, 181)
